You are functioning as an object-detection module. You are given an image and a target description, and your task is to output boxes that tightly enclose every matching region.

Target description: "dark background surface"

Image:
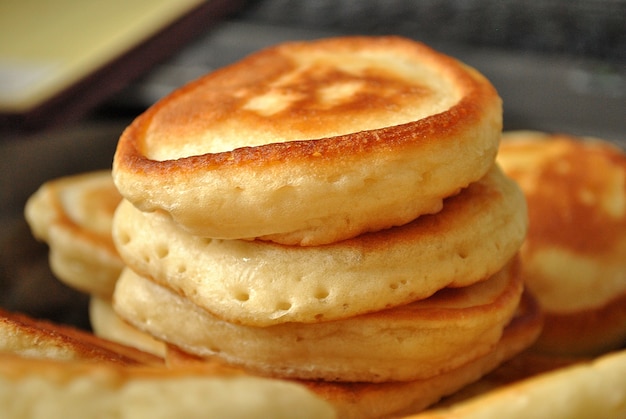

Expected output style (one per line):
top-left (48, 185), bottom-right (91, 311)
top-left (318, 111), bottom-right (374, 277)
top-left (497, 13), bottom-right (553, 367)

top-left (1, 0), bottom-right (625, 328)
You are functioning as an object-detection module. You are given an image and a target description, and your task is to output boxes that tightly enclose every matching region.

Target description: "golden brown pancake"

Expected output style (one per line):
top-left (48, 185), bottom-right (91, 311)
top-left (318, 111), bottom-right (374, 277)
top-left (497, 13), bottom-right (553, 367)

top-left (24, 170), bottom-right (123, 297)
top-left (112, 165), bottom-right (527, 326)
top-left (113, 257), bottom-right (523, 383)
top-left (0, 354), bottom-right (336, 419)
top-left (88, 296), bottom-right (166, 358)
top-left (113, 36), bottom-right (502, 246)
top-left (407, 348), bottom-right (626, 419)
top-left (0, 308), bottom-right (161, 366)
top-left (164, 290), bottom-right (542, 419)
top-left (497, 130), bottom-right (626, 355)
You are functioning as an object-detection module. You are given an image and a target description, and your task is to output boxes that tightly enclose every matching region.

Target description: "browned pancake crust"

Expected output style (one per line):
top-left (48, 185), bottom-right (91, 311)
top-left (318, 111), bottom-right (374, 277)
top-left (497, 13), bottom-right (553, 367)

top-left (500, 133), bottom-right (626, 258)
top-left (0, 308), bottom-right (162, 366)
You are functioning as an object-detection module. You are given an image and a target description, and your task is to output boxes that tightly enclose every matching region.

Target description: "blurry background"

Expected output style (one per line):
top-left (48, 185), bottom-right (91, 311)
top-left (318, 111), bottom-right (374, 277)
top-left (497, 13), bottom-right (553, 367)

top-left (1, 0), bottom-right (625, 327)
top-left (245, 0), bottom-right (626, 60)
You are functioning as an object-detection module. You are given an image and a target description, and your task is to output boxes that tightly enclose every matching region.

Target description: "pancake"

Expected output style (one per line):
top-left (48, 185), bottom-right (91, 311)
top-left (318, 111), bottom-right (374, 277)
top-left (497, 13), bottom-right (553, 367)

top-left (497, 131), bottom-right (626, 355)
top-left (435, 350), bottom-right (590, 408)
top-left (164, 290), bottom-right (542, 419)
top-left (113, 257), bottom-right (523, 383)
top-left (24, 170), bottom-right (123, 297)
top-left (112, 164), bottom-right (527, 326)
top-left (88, 296), bottom-right (166, 358)
top-left (0, 308), bottom-right (162, 366)
top-left (408, 348), bottom-right (626, 419)
top-left (113, 35), bottom-right (502, 246)
top-left (0, 355), bottom-right (336, 419)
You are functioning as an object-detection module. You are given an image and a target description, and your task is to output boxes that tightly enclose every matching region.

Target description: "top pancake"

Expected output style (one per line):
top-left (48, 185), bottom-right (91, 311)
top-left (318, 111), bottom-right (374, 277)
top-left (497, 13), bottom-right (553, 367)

top-left (497, 131), bottom-right (626, 314)
top-left (113, 36), bottom-right (502, 245)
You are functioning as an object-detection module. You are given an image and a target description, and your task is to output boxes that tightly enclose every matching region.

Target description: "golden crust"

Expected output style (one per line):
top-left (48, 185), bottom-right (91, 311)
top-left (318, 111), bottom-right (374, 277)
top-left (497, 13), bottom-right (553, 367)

top-left (0, 308), bottom-right (162, 366)
top-left (112, 165), bottom-right (527, 326)
top-left (113, 36), bottom-right (502, 245)
top-left (24, 170), bottom-right (123, 297)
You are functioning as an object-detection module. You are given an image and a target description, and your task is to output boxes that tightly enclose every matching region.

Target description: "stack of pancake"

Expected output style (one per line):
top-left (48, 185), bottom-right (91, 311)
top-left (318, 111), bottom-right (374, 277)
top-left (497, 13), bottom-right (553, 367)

top-left (108, 36), bottom-right (540, 417)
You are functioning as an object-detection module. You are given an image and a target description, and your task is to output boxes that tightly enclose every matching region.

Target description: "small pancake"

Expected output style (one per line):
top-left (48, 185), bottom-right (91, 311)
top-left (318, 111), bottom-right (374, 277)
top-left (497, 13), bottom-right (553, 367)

top-left (0, 354), bottom-right (336, 419)
top-left (112, 164), bottom-right (527, 326)
top-left (408, 348), bottom-right (626, 419)
top-left (113, 35), bottom-right (502, 246)
top-left (164, 290), bottom-right (542, 419)
top-left (24, 170), bottom-right (123, 297)
top-left (113, 257), bottom-right (523, 383)
top-left (0, 308), bottom-right (162, 366)
top-left (498, 131), bottom-right (626, 355)
top-left (88, 296), bottom-right (166, 358)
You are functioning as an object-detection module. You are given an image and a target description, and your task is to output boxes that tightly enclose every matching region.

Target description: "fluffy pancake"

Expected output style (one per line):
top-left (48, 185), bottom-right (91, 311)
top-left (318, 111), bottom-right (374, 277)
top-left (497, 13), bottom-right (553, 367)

top-left (113, 35), bottom-right (502, 246)
top-left (0, 308), bottom-right (161, 366)
top-left (113, 257), bottom-right (523, 383)
top-left (164, 290), bottom-right (542, 419)
top-left (112, 164), bottom-right (527, 326)
top-left (24, 170), bottom-right (123, 297)
top-left (408, 348), bottom-right (626, 419)
top-left (88, 296), bottom-right (166, 358)
top-left (497, 131), bottom-right (626, 355)
top-left (0, 355), bottom-right (336, 419)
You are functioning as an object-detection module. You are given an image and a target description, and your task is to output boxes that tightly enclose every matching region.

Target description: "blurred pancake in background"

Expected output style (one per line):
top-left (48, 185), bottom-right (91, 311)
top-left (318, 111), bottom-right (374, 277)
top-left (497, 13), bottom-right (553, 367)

top-left (498, 130), bottom-right (626, 356)
top-left (24, 171), bottom-right (123, 298)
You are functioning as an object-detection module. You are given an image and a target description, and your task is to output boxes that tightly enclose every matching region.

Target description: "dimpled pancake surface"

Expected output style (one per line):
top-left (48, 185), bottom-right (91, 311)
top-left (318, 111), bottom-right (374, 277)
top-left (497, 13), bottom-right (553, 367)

top-left (113, 36), bottom-right (502, 245)
top-left (112, 165), bottom-right (527, 326)
top-left (24, 170), bottom-right (123, 297)
top-left (497, 131), bottom-right (626, 313)
top-left (112, 257), bottom-right (523, 383)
